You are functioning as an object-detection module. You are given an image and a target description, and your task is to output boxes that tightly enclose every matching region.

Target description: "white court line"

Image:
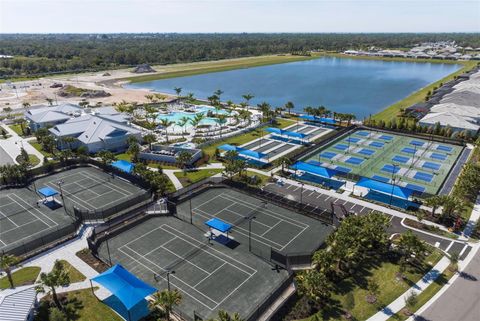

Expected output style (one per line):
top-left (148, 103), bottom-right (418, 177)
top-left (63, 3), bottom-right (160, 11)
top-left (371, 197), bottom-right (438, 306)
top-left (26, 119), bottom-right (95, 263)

top-left (194, 208), bottom-right (285, 249)
top-left (9, 193), bottom-right (57, 227)
top-left (0, 201), bottom-right (17, 208)
top-left (159, 245), bottom-right (212, 275)
top-left (142, 236), bottom-right (179, 257)
top-left (261, 220), bottom-right (282, 236)
top-left (220, 193), bottom-right (308, 229)
top-left (0, 217), bottom-right (42, 234)
top-left (0, 203), bottom-right (19, 227)
top-left (45, 181), bottom-right (91, 210)
top-left (81, 171), bottom-right (132, 196)
top-left (193, 263), bottom-right (226, 288)
top-left (459, 244), bottom-right (469, 257)
top-left (223, 208), bottom-right (272, 229)
top-left (0, 238), bottom-right (6, 246)
top-left (118, 247), bottom-right (217, 310)
top-left (325, 196), bottom-right (331, 201)
top-left (213, 272), bottom-right (255, 310)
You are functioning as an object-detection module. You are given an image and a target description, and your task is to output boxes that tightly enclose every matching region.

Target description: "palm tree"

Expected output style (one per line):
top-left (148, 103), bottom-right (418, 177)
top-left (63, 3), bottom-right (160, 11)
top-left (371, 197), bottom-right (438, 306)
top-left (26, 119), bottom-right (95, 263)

top-left (143, 134), bottom-right (157, 150)
top-left (274, 156), bottom-right (293, 173)
top-left (216, 114), bottom-right (228, 138)
top-left (159, 119), bottom-right (175, 143)
top-left (173, 87), bottom-right (182, 97)
top-left (207, 310), bottom-right (245, 321)
top-left (284, 101), bottom-right (294, 115)
top-left (304, 106), bottom-right (314, 115)
top-left (97, 150), bottom-right (116, 166)
top-left (191, 113), bottom-right (205, 130)
top-left (177, 116), bottom-right (190, 134)
top-left (127, 142), bottom-right (140, 163)
top-left (226, 100), bottom-right (234, 111)
top-left (149, 289), bottom-right (182, 321)
top-left (257, 102), bottom-right (271, 122)
top-left (448, 252), bottom-right (459, 272)
top-left (176, 151), bottom-right (193, 175)
top-left (241, 94), bottom-right (254, 110)
top-left (60, 136), bottom-right (77, 150)
top-left (0, 254), bottom-right (21, 289)
top-left (185, 92), bottom-right (195, 103)
top-left (36, 260), bottom-right (70, 309)
top-left (423, 195), bottom-right (443, 217)
top-left (46, 98), bottom-right (54, 106)
top-left (22, 101), bottom-right (31, 110)
top-left (214, 89), bottom-right (224, 100)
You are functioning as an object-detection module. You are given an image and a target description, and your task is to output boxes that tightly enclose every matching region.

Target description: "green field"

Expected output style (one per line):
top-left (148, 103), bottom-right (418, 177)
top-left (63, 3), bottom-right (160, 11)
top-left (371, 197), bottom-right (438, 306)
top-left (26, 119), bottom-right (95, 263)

top-left (301, 129), bottom-right (462, 195)
top-left (0, 266), bottom-right (41, 289)
top-left (125, 54), bottom-right (316, 83)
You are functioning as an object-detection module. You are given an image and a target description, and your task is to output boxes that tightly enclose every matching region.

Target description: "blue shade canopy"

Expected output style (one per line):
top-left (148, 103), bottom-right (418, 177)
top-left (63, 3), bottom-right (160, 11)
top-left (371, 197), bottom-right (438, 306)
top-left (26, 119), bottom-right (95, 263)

top-left (265, 127), bottom-right (306, 139)
top-left (38, 187), bottom-right (59, 197)
top-left (299, 115), bottom-right (336, 124)
top-left (291, 161), bottom-right (337, 179)
top-left (218, 144), bottom-right (238, 152)
top-left (91, 264), bottom-right (156, 311)
top-left (205, 218), bottom-right (232, 233)
top-left (112, 160), bottom-right (134, 173)
top-left (356, 177), bottom-right (413, 200)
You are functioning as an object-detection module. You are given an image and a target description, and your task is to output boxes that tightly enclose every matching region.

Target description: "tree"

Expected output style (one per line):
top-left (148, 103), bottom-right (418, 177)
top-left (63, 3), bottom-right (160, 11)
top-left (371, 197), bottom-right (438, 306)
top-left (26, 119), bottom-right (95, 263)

top-left (207, 310), bottom-right (245, 321)
top-left (274, 156), bottom-right (292, 173)
top-left (173, 87), bottom-right (182, 97)
top-left (176, 151), bottom-right (192, 175)
top-left (216, 114), bottom-right (228, 138)
top-left (60, 136), bottom-right (77, 150)
top-left (159, 119), bottom-right (175, 143)
top-left (0, 254), bottom-right (21, 289)
top-left (127, 141), bottom-right (140, 163)
top-left (448, 252), bottom-right (459, 272)
top-left (149, 289), bottom-right (182, 321)
top-left (423, 196), bottom-right (443, 217)
top-left (36, 260), bottom-right (70, 309)
top-left (284, 101), bottom-right (294, 115)
top-left (296, 269), bottom-right (332, 303)
top-left (46, 98), bottom-right (54, 106)
top-left (41, 135), bottom-right (56, 154)
top-left (143, 134), bottom-right (157, 149)
top-left (241, 94), bottom-right (254, 109)
top-left (97, 150), bottom-right (116, 166)
top-left (177, 116), bottom-right (190, 135)
top-left (49, 307), bottom-right (67, 321)
top-left (396, 230), bottom-right (427, 267)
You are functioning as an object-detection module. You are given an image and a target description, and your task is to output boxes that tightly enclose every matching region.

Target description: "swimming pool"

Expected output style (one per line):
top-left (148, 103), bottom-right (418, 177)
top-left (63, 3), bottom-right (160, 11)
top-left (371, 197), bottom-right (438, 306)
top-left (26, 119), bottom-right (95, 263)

top-left (156, 105), bottom-right (230, 128)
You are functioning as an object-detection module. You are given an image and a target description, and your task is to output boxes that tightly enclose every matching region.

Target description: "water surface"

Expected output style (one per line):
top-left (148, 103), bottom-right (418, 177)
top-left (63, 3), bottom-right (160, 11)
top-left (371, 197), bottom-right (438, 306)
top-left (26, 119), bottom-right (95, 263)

top-left (127, 57), bottom-right (460, 118)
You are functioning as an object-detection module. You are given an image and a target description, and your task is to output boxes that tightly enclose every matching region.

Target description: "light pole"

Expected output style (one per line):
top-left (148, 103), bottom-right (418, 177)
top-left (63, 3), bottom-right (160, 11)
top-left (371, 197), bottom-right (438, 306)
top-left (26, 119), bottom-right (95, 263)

top-left (189, 193), bottom-right (193, 224)
top-left (166, 270), bottom-right (175, 291)
top-left (300, 182), bottom-right (305, 205)
top-left (389, 164), bottom-right (398, 206)
top-left (57, 179), bottom-right (65, 205)
top-left (248, 216), bottom-right (257, 252)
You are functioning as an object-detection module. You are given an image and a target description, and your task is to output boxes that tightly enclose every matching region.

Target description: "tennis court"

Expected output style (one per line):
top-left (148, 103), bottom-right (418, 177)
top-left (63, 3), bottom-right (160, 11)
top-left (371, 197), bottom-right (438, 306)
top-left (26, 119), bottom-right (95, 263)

top-left (176, 187), bottom-right (333, 255)
top-left (301, 129), bottom-right (464, 195)
top-left (97, 216), bottom-right (293, 320)
top-left (0, 166), bottom-right (146, 250)
top-left (34, 166), bottom-right (145, 211)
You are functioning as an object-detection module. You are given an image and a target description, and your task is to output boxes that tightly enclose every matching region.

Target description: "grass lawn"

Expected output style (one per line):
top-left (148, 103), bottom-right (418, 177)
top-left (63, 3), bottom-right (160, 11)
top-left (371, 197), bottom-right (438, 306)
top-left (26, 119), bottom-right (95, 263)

top-left (114, 152), bottom-right (132, 162)
top-left (36, 288), bottom-right (123, 321)
top-left (243, 170), bottom-right (271, 186)
top-left (59, 260), bottom-right (86, 283)
top-left (125, 54), bottom-right (316, 83)
top-left (302, 250), bottom-right (443, 321)
top-left (29, 140), bottom-right (54, 157)
top-left (27, 154), bottom-right (40, 166)
top-left (372, 60), bottom-right (478, 122)
top-left (8, 124), bottom-right (29, 137)
top-left (386, 265), bottom-right (456, 321)
top-left (202, 118), bottom-right (296, 158)
top-left (0, 266), bottom-right (41, 289)
top-left (147, 162), bottom-right (180, 170)
top-left (175, 168), bottom-right (223, 186)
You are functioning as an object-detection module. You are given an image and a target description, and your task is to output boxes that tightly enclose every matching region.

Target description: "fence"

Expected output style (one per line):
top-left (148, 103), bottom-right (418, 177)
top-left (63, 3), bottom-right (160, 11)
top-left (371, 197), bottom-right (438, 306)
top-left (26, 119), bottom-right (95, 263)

top-left (1, 159), bottom-right (154, 259)
top-left (73, 191), bottom-right (153, 223)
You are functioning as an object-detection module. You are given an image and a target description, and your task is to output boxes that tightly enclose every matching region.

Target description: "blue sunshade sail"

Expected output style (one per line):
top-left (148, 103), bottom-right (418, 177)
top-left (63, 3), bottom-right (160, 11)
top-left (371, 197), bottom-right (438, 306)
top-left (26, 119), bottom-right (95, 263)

top-left (38, 187), bottom-right (59, 197)
top-left (356, 177), bottom-right (414, 200)
top-left (291, 161), bottom-right (338, 179)
top-left (112, 160), bottom-right (134, 173)
top-left (205, 218), bottom-right (232, 233)
top-left (91, 264), bottom-right (156, 311)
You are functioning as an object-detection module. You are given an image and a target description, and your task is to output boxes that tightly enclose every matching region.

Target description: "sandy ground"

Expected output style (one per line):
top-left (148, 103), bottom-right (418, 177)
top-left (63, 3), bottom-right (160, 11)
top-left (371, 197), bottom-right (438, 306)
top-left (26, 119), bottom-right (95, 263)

top-left (0, 55), bottom-right (293, 111)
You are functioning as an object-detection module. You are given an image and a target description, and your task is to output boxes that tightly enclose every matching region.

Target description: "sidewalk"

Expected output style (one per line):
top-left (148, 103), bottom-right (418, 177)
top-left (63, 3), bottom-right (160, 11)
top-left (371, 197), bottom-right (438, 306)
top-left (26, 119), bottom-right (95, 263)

top-left (367, 256), bottom-right (450, 321)
top-left (0, 123), bottom-right (44, 167)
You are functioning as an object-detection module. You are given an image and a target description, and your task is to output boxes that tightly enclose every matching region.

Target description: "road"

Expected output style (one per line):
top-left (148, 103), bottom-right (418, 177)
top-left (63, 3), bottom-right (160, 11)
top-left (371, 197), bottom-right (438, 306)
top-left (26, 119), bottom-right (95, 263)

top-left (417, 251), bottom-right (480, 321)
top-left (264, 181), bottom-right (471, 259)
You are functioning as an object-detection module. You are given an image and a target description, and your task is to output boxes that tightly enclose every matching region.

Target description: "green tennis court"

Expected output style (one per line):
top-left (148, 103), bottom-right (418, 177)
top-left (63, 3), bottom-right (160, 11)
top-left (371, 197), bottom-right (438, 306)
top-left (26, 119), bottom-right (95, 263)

top-left (301, 129), bottom-right (463, 194)
top-left (97, 216), bottom-right (292, 320)
top-left (0, 166), bottom-right (147, 251)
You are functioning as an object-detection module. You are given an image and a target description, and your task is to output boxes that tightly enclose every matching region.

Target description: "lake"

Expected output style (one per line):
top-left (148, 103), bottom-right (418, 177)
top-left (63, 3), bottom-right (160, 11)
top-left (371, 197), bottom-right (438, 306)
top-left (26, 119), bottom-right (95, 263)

top-left (126, 57), bottom-right (461, 118)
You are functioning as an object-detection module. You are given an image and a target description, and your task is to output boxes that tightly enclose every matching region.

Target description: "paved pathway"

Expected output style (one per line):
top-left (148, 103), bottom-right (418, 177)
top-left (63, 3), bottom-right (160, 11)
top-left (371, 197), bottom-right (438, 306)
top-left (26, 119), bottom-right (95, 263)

top-left (0, 123), bottom-right (44, 167)
top-left (367, 257), bottom-right (450, 321)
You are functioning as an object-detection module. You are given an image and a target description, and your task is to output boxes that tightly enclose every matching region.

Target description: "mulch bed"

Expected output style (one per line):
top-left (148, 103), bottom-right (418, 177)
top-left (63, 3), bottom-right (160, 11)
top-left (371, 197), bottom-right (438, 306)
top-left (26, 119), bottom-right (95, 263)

top-left (76, 249), bottom-right (109, 273)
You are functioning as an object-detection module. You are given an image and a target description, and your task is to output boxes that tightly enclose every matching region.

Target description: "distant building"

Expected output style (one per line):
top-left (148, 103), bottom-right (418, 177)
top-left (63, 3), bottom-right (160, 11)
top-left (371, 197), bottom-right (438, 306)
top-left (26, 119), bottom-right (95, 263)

top-left (25, 103), bottom-right (82, 131)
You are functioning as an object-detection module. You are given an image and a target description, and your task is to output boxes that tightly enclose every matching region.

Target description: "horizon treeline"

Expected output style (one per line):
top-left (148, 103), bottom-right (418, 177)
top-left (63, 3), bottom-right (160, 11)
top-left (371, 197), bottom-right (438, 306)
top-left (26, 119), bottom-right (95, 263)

top-left (0, 33), bottom-right (479, 78)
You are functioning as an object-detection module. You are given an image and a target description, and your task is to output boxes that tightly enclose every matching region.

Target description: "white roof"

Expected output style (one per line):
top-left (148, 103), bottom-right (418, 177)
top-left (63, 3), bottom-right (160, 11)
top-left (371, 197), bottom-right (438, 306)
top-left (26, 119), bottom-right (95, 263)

top-left (430, 103), bottom-right (480, 118)
top-left (49, 115), bottom-right (140, 144)
top-left (25, 103), bottom-right (81, 124)
top-left (0, 285), bottom-right (37, 321)
top-left (419, 112), bottom-right (480, 131)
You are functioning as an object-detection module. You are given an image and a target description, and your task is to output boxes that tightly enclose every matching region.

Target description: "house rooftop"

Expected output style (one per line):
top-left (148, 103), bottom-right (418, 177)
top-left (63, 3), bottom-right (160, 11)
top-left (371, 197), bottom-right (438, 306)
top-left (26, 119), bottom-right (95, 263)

top-left (0, 285), bottom-right (37, 321)
top-left (420, 112), bottom-right (480, 131)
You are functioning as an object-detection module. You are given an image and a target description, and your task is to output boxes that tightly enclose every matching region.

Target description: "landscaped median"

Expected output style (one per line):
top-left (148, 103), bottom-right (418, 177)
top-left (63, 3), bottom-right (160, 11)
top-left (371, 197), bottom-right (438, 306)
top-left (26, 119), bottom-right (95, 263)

top-left (0, 266), bottom-right (41, 289)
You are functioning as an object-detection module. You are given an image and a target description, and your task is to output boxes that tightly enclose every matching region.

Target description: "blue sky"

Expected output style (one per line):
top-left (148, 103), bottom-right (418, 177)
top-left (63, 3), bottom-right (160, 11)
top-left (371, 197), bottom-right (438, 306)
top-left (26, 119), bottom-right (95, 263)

top-left (0, 0), bottom-right (479, 33)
